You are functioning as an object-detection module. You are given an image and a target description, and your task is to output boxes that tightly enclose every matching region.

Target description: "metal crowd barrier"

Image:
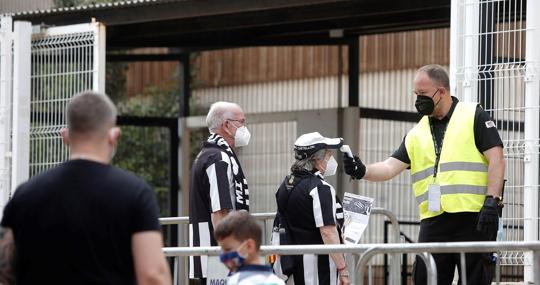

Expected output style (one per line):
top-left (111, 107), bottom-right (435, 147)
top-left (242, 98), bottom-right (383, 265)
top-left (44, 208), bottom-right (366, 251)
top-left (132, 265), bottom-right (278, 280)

top-left (160, 208), bottom-right (402, 284)
top-left (163, 241), bottom-right (540, 285)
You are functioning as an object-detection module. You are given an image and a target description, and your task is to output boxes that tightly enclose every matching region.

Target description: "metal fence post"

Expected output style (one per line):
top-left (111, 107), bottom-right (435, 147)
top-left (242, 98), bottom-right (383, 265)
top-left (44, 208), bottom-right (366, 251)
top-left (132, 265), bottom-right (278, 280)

top-left (356, 246), bottom-right (376, 285)
top-left (0, 16), bottom-right (13, 217)
top-left (524, 0), bottom-right (540, 281)
top-left (11, 21), bottom-right (31, 194)
top-left (495, 251), bottom-right (500, 285)
top-left (419, 252), bottom-right (437, 285)
top-left (533, 250), bottom-right (540, 285)
top-left (91, 20), bottom-right (106, 93)
top-left (173, 256), bottom-right (179, 285)
top-left (459, 252), bottom-right (467, 285)
top-left (348, 253), bottom-right (358, 284)
top-left (372, 208), bottom-right (401, 284)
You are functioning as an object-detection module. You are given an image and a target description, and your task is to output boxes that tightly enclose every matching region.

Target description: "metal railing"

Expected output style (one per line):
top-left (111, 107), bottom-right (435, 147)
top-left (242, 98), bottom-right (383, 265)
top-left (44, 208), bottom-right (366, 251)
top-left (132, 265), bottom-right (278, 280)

top-left (163, 241), bottom-right (540, 285)
top-left (160, 208), bottom-right (402, 284)
top-left (159, 208), bottom-right (401, 243)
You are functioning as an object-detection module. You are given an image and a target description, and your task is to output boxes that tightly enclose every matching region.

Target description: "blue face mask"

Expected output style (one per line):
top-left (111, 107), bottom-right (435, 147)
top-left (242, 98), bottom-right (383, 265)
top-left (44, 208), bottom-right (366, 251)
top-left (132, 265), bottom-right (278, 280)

top-left (219, 242), bottom-right (247, 272)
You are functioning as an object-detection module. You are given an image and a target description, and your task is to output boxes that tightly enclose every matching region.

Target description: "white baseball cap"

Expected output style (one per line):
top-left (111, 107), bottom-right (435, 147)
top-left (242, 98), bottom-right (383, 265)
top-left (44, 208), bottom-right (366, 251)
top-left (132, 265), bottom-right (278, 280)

top-left (294, 132), bottom-right (343, 160)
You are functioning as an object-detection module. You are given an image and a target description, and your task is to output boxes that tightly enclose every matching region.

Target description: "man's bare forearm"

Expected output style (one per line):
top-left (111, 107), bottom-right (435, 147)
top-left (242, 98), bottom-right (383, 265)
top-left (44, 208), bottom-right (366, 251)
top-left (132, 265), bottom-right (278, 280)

top-left (364, 157), bottom-right (409, 182)
top-left (0, 227), bottom-right (15, 285)
top-left (484, 146), bottom-right (506, 197)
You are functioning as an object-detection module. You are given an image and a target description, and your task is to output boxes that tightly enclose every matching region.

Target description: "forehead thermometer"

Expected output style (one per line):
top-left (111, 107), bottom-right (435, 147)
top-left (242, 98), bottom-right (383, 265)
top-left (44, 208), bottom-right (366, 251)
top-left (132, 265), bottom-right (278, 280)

top-left (340, 145), bottom-right (353, 158)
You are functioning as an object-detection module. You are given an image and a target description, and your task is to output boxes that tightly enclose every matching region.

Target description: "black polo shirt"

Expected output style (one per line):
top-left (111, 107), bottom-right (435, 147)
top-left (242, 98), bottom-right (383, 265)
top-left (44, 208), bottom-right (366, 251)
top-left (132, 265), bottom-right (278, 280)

top-left (392, 96), bottom-right (503, 164)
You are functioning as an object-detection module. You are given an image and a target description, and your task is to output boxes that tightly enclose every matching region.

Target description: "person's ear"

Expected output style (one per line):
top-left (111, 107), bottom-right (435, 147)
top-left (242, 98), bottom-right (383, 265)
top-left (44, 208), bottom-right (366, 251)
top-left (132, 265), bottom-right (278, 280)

top-left (60, 127), bottom-right (70, 146)
top-left (223, 120), bottom-right (233, 136)
top-left (439, 87), bottom-right (447, 97)
top-left (245, 238), bottom-right (257, 255)
top-left (108, 127), bottom-right (121, 145)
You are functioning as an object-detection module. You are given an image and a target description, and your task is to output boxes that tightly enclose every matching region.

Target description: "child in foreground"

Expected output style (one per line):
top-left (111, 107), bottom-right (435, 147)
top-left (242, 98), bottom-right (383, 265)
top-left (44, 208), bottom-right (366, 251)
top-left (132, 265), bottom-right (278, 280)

top-left (215, 211), bottom-right (285, 285)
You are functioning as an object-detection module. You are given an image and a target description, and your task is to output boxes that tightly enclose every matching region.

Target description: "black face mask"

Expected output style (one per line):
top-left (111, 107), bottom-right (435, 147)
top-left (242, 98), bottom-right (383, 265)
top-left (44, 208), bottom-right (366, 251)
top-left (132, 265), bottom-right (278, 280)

top-left (415, 89), bottom-right (440, 115)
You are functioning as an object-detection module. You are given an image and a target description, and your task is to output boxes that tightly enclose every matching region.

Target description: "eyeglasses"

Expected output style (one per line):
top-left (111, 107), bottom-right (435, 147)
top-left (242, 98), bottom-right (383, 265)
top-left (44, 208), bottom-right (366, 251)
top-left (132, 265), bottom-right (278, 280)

top-left (227, 119), bottom-right (247, 127)
top-left (413, 87), bottom-right (441, 97)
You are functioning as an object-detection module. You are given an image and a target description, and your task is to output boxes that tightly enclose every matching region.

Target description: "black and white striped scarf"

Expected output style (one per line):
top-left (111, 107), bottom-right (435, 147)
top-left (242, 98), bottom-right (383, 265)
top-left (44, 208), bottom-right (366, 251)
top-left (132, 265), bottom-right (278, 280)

top-left (205, 133), bottom-right (249, 211)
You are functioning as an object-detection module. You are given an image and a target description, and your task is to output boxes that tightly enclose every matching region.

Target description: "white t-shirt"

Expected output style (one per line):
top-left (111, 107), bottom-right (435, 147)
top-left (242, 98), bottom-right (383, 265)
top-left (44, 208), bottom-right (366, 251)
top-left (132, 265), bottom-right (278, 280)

top-left (227, 264), bottom-right (285, 285)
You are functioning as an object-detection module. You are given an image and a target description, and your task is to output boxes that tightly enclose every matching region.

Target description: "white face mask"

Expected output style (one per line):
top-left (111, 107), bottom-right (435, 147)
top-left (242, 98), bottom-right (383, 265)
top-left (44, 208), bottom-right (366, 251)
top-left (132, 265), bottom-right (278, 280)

top-left (234, 126), bottom-right (251, 147)
top-left (324, 155), bottom-right (338, 176)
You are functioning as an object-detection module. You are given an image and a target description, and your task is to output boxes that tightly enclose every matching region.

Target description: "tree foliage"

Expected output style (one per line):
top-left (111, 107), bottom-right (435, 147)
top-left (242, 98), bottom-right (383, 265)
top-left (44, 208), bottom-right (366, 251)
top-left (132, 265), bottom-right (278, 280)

top-left (112, 78), bottom-right (180, 216)
top-left (112, 69), bottom-right (208, 217)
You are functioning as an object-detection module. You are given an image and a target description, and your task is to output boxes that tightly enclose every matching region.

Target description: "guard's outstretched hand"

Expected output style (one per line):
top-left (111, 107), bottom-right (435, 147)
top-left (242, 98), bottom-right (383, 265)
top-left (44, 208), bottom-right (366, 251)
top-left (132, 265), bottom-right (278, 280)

top-left (343, 154), bottom-right (366, 180)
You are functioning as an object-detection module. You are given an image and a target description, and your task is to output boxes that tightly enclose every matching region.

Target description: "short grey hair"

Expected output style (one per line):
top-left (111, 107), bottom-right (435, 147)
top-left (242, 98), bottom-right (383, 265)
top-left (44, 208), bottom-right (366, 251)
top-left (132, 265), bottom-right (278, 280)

top-left (66, 90), bottom-right (117, 136)
top-left (417, 64), bottom-right (450, 90)
top-left (291, 149), bottom-right (327, 172)
top-left (206, 101), bottom-right (242, 131)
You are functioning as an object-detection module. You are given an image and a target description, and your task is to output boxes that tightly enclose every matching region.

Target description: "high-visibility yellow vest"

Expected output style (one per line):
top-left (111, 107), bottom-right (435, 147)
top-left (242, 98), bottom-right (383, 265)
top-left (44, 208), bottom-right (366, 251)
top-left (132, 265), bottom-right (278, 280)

top-left (405, 102), bottom-right (488, 220)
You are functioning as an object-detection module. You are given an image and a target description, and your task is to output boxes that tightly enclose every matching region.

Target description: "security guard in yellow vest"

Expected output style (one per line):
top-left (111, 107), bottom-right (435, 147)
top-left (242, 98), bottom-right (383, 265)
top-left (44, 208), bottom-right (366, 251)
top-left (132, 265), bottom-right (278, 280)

top-left (343, 64), bottom-right (505, 285)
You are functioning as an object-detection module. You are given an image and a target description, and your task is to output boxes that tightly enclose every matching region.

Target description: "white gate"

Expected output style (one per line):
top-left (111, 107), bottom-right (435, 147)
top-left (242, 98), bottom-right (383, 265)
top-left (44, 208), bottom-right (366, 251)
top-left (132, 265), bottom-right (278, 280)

top-left (0, 17), bottom-right (106, 213)
top-left (451, 0), bottom-right (540, 281)
top-left (0, 17), bottom-right (14, 213)
top-left (28, 21), bottom-right (106, 177)
top-left (0, 17), bottom-right (32, 213)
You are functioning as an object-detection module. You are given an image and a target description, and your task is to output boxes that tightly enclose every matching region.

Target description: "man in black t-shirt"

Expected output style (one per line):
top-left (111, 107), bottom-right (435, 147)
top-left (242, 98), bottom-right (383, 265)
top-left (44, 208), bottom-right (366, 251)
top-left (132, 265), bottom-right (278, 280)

top-left (0, 91), bottom-right (171, 285)
top-left (343, 65), bottom-right (505, 285)
top-left (189, 101), bottom-right (250, 282)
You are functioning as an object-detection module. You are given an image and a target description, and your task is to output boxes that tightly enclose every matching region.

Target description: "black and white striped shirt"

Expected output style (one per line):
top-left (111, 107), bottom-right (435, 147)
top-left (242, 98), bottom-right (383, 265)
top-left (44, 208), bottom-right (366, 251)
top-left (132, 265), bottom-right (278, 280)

top-left (188, 140), bottom-right (249, 279)
top-left (275, 169), bottom-right (344, 285)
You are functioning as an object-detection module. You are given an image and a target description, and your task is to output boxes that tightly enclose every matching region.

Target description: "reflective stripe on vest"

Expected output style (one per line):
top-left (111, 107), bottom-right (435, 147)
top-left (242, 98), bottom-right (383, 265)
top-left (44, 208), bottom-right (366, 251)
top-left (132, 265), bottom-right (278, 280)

top-left (405, 102), bottom-right (489, 220)
top-left (415, 184), bottom-right (487, 204)
top-left (411, 162), bottom-right (488, 183)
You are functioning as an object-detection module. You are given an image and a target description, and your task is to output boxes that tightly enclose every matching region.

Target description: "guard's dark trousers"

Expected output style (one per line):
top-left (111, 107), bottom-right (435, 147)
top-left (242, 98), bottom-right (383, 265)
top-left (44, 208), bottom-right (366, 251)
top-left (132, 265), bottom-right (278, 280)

top-left (412, 212), bottom-right (496, 285)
